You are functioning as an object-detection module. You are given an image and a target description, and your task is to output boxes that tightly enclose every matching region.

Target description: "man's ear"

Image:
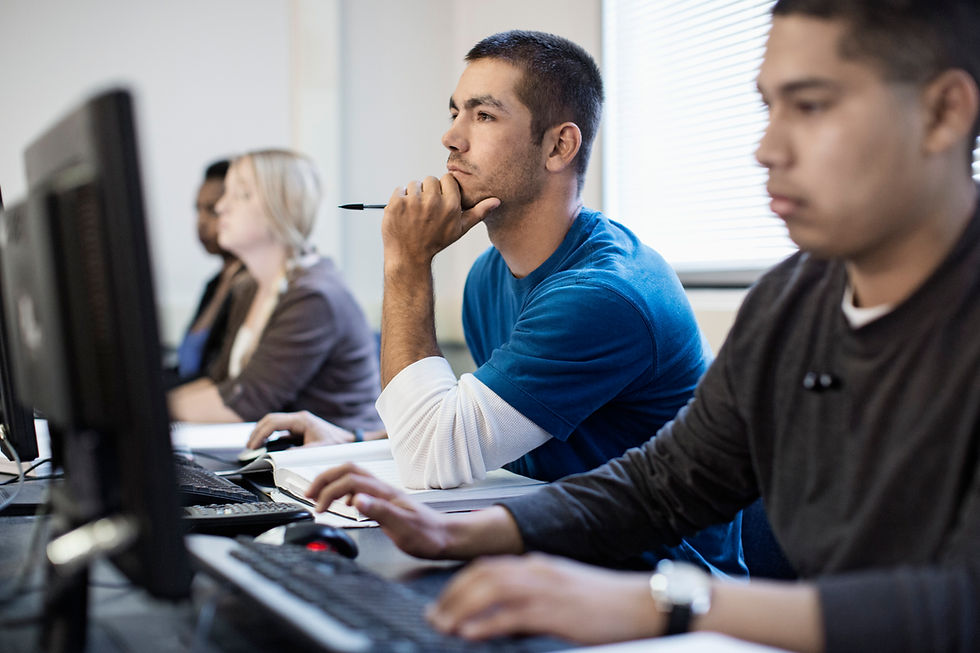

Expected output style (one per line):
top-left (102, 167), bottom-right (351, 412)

top-left (921, 68), bottom-right (980, 157)
top-left (543, 122), bottom-right (582, 173)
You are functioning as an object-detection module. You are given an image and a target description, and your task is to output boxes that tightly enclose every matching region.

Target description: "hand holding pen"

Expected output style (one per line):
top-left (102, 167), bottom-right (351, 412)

top-left (357, 174), bottom-right (499, 268)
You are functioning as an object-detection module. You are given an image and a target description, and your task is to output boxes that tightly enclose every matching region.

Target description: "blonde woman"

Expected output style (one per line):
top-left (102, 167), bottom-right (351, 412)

top-left (168, 149), bottom-right (382, 435)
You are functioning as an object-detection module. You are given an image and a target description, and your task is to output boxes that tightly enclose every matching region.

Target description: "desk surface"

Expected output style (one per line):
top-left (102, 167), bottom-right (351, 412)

top-left (0, 482), bottom-right (461, 653)
top-left (1, 476), bottom-right (784, 653)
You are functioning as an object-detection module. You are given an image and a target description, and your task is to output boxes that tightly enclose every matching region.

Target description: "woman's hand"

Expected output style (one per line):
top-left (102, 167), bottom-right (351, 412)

top-left (247, 411), bottom-right (371, 448)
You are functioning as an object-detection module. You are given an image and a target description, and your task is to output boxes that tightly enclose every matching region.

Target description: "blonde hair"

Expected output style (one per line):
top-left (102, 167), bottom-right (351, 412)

top-left (233, 149), bottom-right (322, 258)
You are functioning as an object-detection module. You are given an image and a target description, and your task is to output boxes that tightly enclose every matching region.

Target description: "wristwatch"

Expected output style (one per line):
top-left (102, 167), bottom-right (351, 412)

top-left (649, 559), bottom-right (712, 636)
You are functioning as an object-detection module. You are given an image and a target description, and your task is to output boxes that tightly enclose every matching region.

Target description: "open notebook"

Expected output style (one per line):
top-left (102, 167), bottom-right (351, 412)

top-left (243, 439), bottom-right (546, 521)
top-left (169, 425), bottom-right (546, 521)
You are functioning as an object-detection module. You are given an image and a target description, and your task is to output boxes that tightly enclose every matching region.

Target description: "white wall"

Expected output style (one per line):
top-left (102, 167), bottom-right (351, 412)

top-left (306, 0), bottom-right (603, 341)
top-left (0, 0), bottom-right (602, 348)
top-left (0, 0), bottom-right (292, 343)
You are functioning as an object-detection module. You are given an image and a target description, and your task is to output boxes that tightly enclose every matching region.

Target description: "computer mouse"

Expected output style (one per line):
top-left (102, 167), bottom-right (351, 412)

top-left (277, 522), bottom-right (359, 559)
top-left (236, 446), bottom-right (267, 463)
top-left (236, 431), bottom-right (297, 463)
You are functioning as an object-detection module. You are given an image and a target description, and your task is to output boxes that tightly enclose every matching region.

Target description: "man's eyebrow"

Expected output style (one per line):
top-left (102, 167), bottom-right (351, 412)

top-left (757, 77), bottom-right (842, 99)
top-left (448, 94), bottom-right (508, 112)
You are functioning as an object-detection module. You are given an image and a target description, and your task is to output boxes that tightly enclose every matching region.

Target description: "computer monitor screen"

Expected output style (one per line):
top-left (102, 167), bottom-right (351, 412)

top-left (0, 190), bottom-right (39, 463)
top-left (0, 89), bottom-right (190, 599)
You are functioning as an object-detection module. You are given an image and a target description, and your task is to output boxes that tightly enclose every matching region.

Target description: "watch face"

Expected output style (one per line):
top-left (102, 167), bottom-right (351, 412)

top-left (670, 565), bottom-right (709, 604)
top-left (651, 560), bottom-right (712, 614)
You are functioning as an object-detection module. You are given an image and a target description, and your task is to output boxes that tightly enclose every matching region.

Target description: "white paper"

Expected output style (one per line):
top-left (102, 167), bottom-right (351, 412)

top-left (564, 633), bottom-right (791, 652)
top-left (170, 421), bottom-right (257, 454)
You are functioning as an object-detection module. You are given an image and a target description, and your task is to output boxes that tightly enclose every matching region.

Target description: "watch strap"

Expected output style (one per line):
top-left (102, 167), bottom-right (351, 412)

top-left (664, 602), bottom-right (693, 636)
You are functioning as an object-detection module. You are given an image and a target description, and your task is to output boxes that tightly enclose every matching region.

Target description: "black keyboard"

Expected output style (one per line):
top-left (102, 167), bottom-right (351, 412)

top-left (182, 501), bottom-right (312, 535)
top-left (172, 454), bottom-right (258, 505)
top-left (186, 535), bottom-right (566, 653)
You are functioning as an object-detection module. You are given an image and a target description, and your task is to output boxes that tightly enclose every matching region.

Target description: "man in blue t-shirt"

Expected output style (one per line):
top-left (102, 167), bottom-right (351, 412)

top-left (255, 30), bottom-right (746, 576)
top-left (461, 207), bottom-right (709, 485)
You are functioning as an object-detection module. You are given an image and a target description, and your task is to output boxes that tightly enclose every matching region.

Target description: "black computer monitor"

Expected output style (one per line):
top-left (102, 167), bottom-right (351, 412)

top-left (0, 189), bottom-right (39, 463)
top-left (0, 89), bottom-right (191, 649)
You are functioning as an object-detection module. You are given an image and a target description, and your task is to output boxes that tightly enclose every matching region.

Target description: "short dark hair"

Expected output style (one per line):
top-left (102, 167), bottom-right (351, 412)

top-left (203, 159), bottom-right (230, 181)
top-left (773, 0), bottom-right (980, 166)
top-left (466, 30), bottom-right (603, 192)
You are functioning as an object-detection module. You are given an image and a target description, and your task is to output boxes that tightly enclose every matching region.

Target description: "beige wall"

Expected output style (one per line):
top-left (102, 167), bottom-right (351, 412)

top-left (686, 289), bottom-right (746, 355)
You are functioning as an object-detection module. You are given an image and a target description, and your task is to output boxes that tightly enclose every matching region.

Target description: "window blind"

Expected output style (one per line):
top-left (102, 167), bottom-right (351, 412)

top-left (602, 0), bottom-right (791, 278)
top-left (603, 1), bottom-right (980, 280)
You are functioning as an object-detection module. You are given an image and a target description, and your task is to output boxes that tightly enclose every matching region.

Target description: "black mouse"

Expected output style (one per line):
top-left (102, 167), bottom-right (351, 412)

top-left (236, 432), bottom-right (299, 463)
top-left (265, 435), bottom-right (298, 452)
top-left (281, 522), bottom-right (359, 558)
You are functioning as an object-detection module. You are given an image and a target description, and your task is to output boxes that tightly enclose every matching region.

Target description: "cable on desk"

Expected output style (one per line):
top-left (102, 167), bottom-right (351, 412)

top-left (0, 430), bottom-right (25, 513)
top-left (0, 458), bottom-right (57, 485)
top-left (0, 433), bottom-right (52, 609)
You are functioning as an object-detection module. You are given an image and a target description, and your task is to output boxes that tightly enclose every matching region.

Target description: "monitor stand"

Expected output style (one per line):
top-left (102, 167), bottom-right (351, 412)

top-left (41, 553), bottom-right (88, 653)
top-left (37, 428), bottom-right (136, 653)
top-left (41, 511), bottom-right (137, 653)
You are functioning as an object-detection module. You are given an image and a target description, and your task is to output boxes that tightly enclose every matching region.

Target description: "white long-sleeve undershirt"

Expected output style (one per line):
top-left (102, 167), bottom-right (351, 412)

top-left (376, 356), bottom-right (551, 489)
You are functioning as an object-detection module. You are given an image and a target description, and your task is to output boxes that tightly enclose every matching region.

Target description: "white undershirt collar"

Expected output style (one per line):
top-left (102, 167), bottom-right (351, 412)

top-left (841, 283), bottom-right (895, 328)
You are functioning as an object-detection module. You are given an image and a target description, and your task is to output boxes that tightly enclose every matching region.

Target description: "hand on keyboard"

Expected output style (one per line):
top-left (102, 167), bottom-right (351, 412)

top-left (430, 553), bottom-right (662, 646)
top-left (188, 536), bottom-right (559, 652)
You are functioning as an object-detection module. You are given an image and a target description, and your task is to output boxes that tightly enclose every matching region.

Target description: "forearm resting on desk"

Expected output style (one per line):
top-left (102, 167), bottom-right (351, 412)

top-left (427, 554), bottom-right (824, 650)
top-left (699, 580), bottom-right (823, 653)
top-left (379, 357), bottom-right (551, 489)
top-left (443, 506), bottom-right (525, 559)
top-left (167, 378), bottom-right (243, 423)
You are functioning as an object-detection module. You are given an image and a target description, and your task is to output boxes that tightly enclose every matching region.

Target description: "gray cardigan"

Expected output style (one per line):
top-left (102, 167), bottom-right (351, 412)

top-left (210, 257), bottom-right (382, 431)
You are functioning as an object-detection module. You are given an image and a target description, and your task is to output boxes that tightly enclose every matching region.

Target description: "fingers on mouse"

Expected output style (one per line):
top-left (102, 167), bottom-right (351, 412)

top-left (281, 522), bottom-right (359, 558)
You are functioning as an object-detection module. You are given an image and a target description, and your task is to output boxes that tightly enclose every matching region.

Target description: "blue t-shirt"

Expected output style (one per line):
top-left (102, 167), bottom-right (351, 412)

top-left (463, 208), bottom-right (745, 575)
top-left (176, 328), bottom-right (211, 379)
top-left (464, 208), bottom-right (708, 479)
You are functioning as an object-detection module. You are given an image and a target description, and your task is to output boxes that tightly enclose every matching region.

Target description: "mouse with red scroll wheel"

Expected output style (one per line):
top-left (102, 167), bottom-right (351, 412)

top-left (278, 522), bottom-right (359, 558)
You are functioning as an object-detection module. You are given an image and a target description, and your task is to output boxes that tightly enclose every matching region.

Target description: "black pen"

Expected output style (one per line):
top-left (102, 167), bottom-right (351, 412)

top-left (338, 203), bottom-right (386, 210)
